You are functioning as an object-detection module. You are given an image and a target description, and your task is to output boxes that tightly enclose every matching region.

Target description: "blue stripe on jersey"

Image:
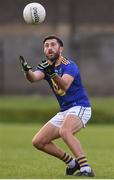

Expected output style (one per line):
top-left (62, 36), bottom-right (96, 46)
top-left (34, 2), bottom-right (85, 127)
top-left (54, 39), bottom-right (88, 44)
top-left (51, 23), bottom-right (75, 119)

top-left (37, 59), bottom-right (91, 111)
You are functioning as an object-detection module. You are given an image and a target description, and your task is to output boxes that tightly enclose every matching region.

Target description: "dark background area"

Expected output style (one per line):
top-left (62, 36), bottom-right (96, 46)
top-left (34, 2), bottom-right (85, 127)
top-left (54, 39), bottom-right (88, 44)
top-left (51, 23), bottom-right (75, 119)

top-left (0, 0), bottom-right (114, 96)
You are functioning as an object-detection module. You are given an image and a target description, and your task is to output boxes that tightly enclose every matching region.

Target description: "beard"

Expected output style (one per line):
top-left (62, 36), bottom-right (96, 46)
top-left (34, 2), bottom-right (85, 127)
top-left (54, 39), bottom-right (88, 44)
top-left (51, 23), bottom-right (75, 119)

top-left (46, 52), bottom-right (60, 62)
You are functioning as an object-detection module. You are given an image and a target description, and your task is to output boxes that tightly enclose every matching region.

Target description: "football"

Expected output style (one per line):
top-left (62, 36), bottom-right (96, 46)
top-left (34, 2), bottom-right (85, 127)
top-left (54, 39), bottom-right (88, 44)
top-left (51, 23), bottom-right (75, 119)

top-left (23, 2), bottom-right (46, 24)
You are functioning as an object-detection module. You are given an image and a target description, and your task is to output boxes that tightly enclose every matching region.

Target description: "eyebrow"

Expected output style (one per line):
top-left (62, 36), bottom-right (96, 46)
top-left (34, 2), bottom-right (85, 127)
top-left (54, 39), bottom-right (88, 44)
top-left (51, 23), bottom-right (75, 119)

top-left (44, 41), bottom-right (56, 45)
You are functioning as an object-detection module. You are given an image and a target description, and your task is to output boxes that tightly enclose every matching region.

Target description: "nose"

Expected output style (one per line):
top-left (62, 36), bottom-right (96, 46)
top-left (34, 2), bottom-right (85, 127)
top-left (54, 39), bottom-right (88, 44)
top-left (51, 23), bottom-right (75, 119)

top-left (48, 45), bottom-right (52, 50)
top-left (48, 46), bottom-right (53, 53)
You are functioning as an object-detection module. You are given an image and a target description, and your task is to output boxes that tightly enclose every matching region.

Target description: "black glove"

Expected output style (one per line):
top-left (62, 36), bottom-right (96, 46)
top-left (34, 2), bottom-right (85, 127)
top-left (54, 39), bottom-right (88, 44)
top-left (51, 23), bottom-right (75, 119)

top-left (19, 56), bottom-right (32, 72)
top-left (37, 60), bottom-right (57, 78)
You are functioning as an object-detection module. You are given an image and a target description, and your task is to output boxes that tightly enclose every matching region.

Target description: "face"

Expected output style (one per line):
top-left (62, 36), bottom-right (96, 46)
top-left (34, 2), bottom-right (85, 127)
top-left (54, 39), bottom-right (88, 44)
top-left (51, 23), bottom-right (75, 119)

top-left (43, 39), bottom-right (63, 62)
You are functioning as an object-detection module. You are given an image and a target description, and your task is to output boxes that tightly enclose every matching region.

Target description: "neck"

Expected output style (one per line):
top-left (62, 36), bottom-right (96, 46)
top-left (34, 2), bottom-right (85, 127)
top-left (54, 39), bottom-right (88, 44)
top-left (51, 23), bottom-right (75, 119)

top-left (48, 56), bottom-right (65, 66)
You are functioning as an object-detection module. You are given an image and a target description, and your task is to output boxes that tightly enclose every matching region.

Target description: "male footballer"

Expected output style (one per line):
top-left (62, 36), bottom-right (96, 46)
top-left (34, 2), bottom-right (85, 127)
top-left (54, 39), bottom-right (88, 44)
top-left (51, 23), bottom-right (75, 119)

top-left (20, 36), bottom-right (95, 177)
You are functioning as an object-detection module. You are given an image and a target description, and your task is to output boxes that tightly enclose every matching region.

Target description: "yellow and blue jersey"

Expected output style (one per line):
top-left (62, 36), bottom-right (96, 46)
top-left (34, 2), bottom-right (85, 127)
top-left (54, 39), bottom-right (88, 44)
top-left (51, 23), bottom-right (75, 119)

top-left (37, 58), bottom-right (90, 111)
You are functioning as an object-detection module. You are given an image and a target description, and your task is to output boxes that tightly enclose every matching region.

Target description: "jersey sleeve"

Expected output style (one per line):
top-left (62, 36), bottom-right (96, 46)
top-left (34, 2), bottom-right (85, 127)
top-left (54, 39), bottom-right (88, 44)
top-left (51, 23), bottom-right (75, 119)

top-left (63, 62), bottom-right (79, 78)
top-left (34, 66), bottom-right (47, 79)
top-left (36, 66), bottom-right (44, 73)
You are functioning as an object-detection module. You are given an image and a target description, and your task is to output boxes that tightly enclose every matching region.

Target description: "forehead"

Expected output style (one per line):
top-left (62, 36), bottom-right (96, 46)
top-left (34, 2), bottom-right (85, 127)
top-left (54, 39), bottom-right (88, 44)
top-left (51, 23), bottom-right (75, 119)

top-left (44, 39), bottom-right (58, 45)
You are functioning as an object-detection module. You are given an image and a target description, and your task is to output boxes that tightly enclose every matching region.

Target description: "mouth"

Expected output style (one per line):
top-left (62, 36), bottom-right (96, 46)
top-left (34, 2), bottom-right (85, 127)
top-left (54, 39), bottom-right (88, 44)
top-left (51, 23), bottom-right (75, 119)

top-left (48, 52), bottom-right (54, 55)
top-left (48, 50), bottom-right (54, 54)
top-left (46, 52), bottom-right (59, 62)
top-left (47, 53), bottom-right (55, 58)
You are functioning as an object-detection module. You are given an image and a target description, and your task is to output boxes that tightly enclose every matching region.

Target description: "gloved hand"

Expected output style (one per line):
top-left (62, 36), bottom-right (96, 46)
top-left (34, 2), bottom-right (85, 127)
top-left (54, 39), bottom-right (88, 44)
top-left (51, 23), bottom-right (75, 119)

top-left (19, 56), bottom-right (32, 72)
top-left (37, 60), bottom-right (57, 78)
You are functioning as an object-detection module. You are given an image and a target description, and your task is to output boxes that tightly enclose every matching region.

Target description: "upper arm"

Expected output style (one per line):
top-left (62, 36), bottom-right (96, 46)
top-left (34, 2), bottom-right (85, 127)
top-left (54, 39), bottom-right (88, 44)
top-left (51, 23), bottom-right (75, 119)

top-left (61, 62), bottom-right (78, 90)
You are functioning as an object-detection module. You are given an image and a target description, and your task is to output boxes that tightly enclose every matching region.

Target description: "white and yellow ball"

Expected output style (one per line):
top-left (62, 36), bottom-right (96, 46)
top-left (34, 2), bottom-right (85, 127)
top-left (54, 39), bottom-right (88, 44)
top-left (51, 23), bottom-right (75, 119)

top-left (23, 2), bottom-right (46, 24)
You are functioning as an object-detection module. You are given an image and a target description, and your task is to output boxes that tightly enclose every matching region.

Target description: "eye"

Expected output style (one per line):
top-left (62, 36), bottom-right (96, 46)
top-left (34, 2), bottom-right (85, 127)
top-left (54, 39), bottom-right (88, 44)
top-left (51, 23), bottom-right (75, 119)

top-left (51, 42), bottom-right (56, 46)
top-left (44, 43), bottom-right (49, 48)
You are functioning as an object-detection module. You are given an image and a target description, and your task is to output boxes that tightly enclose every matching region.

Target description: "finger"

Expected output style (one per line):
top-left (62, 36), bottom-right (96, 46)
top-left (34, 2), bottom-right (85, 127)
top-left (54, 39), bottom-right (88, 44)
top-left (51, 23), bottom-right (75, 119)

top-left (19, 56), bottom-right (25, 64)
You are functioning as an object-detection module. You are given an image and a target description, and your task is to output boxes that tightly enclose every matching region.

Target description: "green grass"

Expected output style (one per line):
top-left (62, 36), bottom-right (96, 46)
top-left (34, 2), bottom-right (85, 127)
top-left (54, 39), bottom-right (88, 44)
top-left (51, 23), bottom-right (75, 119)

top-left (0, 95), bottom-right (59, 110)
top-left (91, 97), bottom-right (114, 124)
top-left (0, 96), bottom-right (114, 124)
top-left (0, 123), bottom-right (114, 179)
top-left (0, 96), bottom-right (59, 123)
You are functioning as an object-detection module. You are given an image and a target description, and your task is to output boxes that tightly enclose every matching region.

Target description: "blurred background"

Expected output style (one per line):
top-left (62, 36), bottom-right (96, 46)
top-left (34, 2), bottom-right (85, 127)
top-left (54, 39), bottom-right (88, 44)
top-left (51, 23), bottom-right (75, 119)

top-left (0, 0), bottom-right (114, 124)
top-left (0, 0), bottom-right (114, 96)
top-left (0, 1), bottom-right (114, 178)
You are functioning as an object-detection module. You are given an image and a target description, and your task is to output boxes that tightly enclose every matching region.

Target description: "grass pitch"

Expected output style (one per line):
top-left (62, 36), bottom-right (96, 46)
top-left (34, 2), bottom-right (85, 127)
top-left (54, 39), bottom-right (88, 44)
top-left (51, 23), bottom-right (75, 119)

top-left (0, 96), bottom-right (114, 124)
top-left (0, 123), bottom-right (114, 179)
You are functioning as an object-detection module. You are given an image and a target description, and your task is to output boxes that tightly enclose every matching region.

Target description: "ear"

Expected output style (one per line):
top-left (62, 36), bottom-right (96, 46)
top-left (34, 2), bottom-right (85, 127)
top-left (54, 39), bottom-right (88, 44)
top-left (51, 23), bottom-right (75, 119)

top-left (60, 46), bottom-right (64, 53)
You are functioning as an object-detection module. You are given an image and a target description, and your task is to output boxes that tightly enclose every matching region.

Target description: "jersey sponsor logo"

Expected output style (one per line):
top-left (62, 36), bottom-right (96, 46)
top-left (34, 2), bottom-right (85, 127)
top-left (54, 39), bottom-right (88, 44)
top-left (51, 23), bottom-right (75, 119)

top-left (51, 79), bottom-right (66, 96)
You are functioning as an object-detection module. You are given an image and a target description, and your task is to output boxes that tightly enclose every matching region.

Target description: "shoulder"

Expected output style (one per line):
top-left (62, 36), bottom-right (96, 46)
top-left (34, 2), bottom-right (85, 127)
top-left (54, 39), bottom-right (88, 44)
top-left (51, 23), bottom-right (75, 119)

top-left (61, 57), bottom-right (79, 70)
top-left (61, 58), bottom-right (79, 77)
top-left (61, 58), bottom-right (70, 65)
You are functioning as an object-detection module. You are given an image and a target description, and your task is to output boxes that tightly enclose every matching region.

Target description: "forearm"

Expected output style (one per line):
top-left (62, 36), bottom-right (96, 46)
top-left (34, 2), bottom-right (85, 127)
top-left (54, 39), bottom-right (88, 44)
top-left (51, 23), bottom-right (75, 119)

top-left (25, 70), bottom-right (38, 82)
top-left (52, 75), bottom-right (68, 91)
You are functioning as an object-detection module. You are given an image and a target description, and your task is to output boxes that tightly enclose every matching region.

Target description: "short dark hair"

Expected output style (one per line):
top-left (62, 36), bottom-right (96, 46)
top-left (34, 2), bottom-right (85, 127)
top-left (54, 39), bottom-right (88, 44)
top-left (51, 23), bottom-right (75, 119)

top-left (43, 36), bottom-right (63, 47)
